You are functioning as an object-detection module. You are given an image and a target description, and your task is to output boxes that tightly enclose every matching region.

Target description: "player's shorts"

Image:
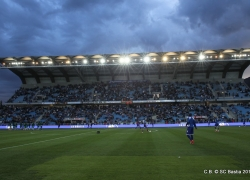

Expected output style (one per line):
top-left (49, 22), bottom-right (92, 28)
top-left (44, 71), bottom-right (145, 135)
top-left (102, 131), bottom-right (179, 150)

top-left (215, 125), bottom-right (219, 129)
top-left (186, 127), bottom-right (194, 135)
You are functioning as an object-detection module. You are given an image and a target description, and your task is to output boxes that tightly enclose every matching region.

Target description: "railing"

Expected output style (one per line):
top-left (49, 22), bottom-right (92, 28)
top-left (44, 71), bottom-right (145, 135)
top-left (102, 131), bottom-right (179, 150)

top-left (4, 97), bottom-right (250, 106)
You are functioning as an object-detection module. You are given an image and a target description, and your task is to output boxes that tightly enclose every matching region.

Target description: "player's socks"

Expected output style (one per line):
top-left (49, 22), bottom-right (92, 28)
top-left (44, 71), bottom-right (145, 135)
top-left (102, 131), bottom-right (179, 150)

top-left (191, 140), bottom-right (194, 144)
top-left (190, 135), bottom-right (193, 140)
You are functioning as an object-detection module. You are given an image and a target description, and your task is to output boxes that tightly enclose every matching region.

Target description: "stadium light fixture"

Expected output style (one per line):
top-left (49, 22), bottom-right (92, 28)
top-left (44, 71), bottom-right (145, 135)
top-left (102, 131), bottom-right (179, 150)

top-left (219, 54), bottom-right (223, 58)
top-left (162, 56), bottom-right (168, 62)
top-left (100, 58), bottom-right (105, 64)
top-left (119, 57), bottom-right (131, 64)
top-left (143, 56), bottom-right (150, 63)
top-left (124, 57), bottom-right (131, 64)
top-left (83, 59), bottom-right (88, 64)
top-left (198, 53), bottom-right (205, 61)
top-left (119, 57), bottom-right (124, 64)
top-left (180, 56), bottom-right (186, 61)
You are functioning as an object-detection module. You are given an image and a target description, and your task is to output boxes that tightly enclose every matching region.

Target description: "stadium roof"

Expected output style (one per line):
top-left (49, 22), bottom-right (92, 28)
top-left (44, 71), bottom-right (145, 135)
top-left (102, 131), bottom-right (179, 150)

top-left (0, 48), bottom-right (250, 84)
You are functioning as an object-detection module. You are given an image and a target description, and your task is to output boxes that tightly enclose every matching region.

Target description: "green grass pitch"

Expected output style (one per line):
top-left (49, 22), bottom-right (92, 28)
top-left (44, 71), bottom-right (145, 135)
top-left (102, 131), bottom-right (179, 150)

top-left (0, 127), bottom-right (250, 180)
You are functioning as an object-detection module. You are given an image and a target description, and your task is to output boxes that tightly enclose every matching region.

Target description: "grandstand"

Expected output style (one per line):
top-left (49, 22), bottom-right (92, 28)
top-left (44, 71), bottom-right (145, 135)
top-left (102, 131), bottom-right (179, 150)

top-left (1, 48), bottom-right (250, 126)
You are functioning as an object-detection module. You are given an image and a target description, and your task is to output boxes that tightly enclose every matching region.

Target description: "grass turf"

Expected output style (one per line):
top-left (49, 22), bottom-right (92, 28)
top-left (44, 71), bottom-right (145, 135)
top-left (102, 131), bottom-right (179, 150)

top-left (0, 126), bottom-right (250, 180)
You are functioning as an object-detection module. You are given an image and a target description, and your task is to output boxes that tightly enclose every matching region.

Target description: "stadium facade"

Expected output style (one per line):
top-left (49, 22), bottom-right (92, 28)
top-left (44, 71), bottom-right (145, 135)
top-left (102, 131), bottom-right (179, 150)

top-left (1, 48), bottom-right (250, 125)
top-left (1, 48), bottom-right (250, 85)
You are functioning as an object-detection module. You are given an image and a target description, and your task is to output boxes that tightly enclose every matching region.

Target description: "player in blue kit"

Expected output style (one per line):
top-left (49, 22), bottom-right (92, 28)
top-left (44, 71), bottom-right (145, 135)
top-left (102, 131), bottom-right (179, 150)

top-left (186, 113), bottom-right (197, 144)
top-left (135, 121), bottom-right (141, 129)
top-left (141, 120), bottom-right (150, 133)
top-left (215, 120), bottom-right (220, 132)
top-left (243, 119), bottom-right (246, 127)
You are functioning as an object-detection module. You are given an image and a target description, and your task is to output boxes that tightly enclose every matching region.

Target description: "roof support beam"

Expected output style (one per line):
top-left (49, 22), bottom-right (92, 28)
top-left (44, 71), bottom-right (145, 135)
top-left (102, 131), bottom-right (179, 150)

top-left (91, 66), bottom-right (99, 81)
top-left (43, 68), bottom-right (55, 83)
top-left (108, 66), bottom-right (115, 81)
top-left (142, 66), bottom-right (145, 80)
top-left (26, 68), bottom-right (40, 83)
top-left (206, 62), bottom-right (216, 79)
top-left (172, 64), bottom-right (178, 79)
top-left (190, 62), bottom-right (198, 79)
top-left (74, 67), bottom-right (85, 82)
top-left (158, 64), bottom-right (162, 79)
top-left (126, 68), bottom-right (130, 81)
top-left (57, 67), bottom-right (70, 82)
top-left (222, 62), bottom-right (233, 78)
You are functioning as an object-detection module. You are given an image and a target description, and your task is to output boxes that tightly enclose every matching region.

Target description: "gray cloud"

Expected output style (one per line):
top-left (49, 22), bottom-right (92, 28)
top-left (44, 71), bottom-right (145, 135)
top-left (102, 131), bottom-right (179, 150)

top-left (176, 0), bottom-right (250, 36)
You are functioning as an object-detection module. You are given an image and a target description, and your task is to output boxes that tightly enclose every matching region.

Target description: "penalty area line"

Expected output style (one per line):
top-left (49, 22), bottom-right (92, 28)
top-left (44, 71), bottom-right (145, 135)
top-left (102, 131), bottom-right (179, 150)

top-left (0, 131), bottom-right (94, 151)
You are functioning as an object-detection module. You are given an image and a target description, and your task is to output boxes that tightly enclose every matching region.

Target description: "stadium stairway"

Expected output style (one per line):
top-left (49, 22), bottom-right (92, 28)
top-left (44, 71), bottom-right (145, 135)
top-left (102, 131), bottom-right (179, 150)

top-left (35, 112), bottom-right (45, 123)
top-left (31, 90), bottom-right (41, 102)
top-left (211, 111), bottom-right (218, 118)
top-left (207, 83), bottom-right (217, 99)
top-left (222, 106), bottom-right (237, 119)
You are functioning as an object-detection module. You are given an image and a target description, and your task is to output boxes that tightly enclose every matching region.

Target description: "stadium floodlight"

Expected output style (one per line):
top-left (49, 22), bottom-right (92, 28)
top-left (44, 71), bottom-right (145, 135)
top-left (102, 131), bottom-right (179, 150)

top-left (199, 53), bottom-right (205, 61)
top-left (119, 57), bottom-right (131, 64)
top-left (124, 57), bottom-right (131, 64)
top-left (83, 59), bottom-right (88, 64)
top-left (143, 56), bottom-right (150, 63)
top-left (180, 56), bottom-right (186, 61)
top-left (100, 58), bottom-right (105, 64)
top-left (219, 54), bottom-right (223, 58)
top-left (162, 56), bottom-right (168, 61)
top-left (119, 57), bottom-right (124, 64)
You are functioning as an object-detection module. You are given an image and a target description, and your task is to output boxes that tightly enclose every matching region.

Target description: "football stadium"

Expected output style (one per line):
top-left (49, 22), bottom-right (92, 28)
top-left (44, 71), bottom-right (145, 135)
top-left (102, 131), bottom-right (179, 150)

top-left (0, 48), bottom-right (250, 179)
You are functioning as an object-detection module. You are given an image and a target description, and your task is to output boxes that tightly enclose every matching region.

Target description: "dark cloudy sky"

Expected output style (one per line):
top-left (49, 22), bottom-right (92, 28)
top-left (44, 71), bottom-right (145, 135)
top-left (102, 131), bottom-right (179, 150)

top-left (0, 0), bottom-right (250, 103)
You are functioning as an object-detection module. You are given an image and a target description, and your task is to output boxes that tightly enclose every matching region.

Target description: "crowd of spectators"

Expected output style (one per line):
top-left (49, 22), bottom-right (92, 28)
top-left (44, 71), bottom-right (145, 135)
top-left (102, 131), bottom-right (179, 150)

top-left (5, 80), bottom-right (232, 103)
top-left (0, 106), bottom-right (42, 125)
top-left (161, 81), bottom-right (214, 100)
top-left (3, 80), bottom-right (249, 126)
top-left (228, 103), bottom-right (250, 122)
top-left (0, 103), bottom-right (241, 126)
top-left (211, 81), bottom-right (250, 98)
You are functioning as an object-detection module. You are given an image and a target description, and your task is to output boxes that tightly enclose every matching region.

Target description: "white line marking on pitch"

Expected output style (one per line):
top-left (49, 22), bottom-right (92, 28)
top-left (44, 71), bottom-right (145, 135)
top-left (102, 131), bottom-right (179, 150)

top-left (0, 131), bottom-right (94, 151)
top-left (150, 129), bottom-right (158, 132)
